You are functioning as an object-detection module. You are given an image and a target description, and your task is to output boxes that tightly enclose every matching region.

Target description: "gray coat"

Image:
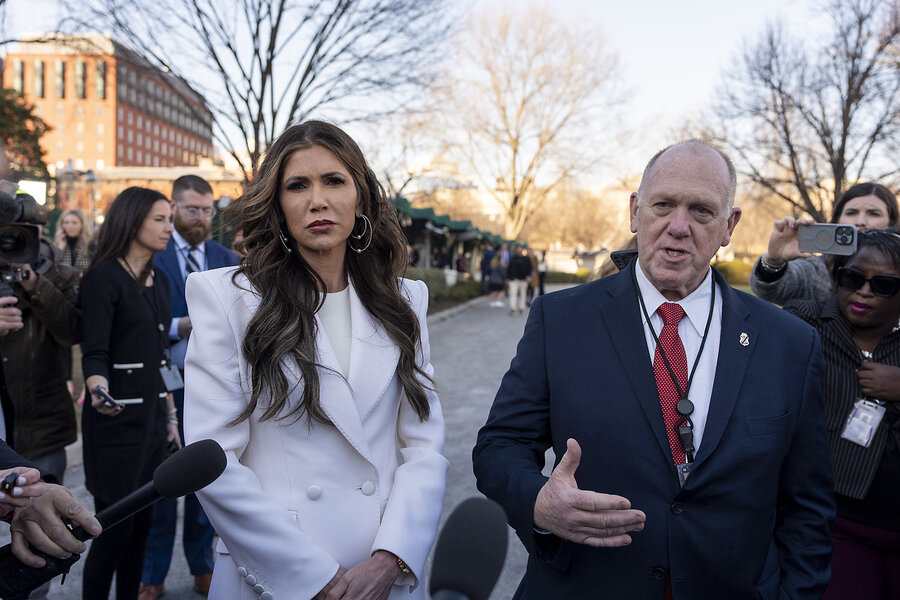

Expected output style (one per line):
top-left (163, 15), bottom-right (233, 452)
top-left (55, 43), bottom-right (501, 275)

top-left (749, 255), bottom-right (833, 306)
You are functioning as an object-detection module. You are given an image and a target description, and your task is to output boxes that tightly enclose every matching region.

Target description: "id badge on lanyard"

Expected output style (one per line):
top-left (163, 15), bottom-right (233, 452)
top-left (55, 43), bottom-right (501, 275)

top-left (840, 399), bottom-right (885, 448)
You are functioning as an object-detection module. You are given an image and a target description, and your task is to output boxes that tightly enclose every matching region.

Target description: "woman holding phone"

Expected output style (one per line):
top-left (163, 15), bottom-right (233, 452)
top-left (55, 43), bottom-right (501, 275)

top-left (80, 187), bottom-right (181, 600)
top-left (750, 182), bottom-right (898, 305)
top-left (784, 229), bottom-right (900, 599)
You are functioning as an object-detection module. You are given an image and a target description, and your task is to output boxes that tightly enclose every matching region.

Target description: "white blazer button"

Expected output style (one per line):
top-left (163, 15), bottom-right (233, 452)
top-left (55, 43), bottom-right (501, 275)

top-left (237, 567), bottom-right (248, 577)
top-left (361, 481), bottom-right (376, 496)
top-left (245, 574), bottom-right (257, 586)
top-left (260, 593), bottom-right (273, 600)
top-left (254, 584), bottom-right (266, 594)
top-left (306, 485), bottom-right (322, 500)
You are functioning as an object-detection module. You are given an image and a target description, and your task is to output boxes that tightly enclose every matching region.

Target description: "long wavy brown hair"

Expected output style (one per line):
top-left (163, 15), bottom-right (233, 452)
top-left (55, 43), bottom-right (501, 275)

top-left (226, 120), bottom-right (433, 426)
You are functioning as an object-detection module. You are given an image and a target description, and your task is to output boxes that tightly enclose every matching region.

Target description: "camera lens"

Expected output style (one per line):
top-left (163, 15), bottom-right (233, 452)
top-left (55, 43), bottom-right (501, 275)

top-left (0, 227), bottom-right (26, 254)
top-left (836, 226), bottom-right (853, 245)
top-left (0, 224), bottom-right (39, 264)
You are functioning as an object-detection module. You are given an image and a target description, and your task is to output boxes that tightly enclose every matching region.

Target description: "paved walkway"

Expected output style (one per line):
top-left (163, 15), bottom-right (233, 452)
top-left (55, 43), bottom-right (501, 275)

top-left (7, 285), bottom-right (572, 599)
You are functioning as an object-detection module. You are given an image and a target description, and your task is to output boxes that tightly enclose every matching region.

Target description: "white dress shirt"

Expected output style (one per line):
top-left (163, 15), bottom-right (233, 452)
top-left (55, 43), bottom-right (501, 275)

top-left (635, 263), bottom-right (723, 453)
top-left (168, 230), bottom-right (209, 368)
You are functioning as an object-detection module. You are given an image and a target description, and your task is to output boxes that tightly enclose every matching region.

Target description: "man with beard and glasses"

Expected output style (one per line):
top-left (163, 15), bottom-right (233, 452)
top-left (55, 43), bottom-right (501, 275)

top-left (140, 175), bottom-right (239, 600)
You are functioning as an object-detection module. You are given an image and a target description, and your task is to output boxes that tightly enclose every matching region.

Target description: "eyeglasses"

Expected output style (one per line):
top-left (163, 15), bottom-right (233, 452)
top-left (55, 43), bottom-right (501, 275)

top-left (177, 205), bottom-right (216, 219)
top-left (836, 267), bottom-right (900, 298)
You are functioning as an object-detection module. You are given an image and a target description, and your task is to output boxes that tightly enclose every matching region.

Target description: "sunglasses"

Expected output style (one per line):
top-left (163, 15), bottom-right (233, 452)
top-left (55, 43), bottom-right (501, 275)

top-left (836, 267), bottom-right (900, 298)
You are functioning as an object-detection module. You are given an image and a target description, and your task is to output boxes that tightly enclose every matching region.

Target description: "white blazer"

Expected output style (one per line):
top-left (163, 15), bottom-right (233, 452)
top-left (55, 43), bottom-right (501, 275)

top-left (183, 267), bottom-right (448, 600)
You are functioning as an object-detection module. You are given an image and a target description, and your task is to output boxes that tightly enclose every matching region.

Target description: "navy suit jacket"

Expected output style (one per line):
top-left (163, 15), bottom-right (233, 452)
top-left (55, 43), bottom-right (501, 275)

top-left (473, 263), bottom-right (835, 600)
top-left (154, 238), bottom-right (239, 372)
top-left (154, 238), bottom-right (240, 320)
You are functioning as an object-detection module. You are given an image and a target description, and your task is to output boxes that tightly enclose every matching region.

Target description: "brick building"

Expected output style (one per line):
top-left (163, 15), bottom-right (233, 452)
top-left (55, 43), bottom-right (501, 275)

top-left (3, 33), bottom-right (214, 173)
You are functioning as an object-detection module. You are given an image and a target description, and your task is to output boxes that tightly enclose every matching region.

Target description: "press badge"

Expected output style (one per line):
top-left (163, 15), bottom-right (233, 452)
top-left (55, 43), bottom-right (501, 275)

top-left (160, 365), bottom-right (184, 392)
top-left (840, 399), bottom-right (885, 448)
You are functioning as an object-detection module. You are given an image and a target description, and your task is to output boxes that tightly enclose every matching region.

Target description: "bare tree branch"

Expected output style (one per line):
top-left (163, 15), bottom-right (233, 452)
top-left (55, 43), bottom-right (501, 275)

top-left (438, 6), bottom-right (624, 240)
top-left (714, 0), bottom-right (900, 221)
top-left (58, 0), bottom-right (456, 179)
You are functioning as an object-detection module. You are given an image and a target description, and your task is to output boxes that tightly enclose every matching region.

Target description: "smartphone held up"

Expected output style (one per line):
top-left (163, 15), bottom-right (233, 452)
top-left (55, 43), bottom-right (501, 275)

top-left (797, 223), bottom-right (857, 256)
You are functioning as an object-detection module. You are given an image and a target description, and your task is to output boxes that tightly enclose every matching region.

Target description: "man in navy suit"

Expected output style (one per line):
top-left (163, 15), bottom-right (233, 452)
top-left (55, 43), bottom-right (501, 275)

top-left (473, 140), bottom-right (835, 599)
top-left (141, 175), bottom-right (239, 599)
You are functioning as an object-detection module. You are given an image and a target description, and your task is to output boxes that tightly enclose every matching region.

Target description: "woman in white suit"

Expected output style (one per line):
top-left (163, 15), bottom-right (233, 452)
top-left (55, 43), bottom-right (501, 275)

top-left (183, 121), bottom-right (448, 600)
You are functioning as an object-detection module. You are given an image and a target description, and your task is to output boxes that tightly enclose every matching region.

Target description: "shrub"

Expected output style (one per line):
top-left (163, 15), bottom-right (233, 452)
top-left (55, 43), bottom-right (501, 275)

top-left (545, 270), bottom-right (589, 284)
top-left (404, 267), bottom-right (448, 300)
top-left (448, 279), bottom-right (482, 301)
top-left (713, 259), bottom-right (753, 285)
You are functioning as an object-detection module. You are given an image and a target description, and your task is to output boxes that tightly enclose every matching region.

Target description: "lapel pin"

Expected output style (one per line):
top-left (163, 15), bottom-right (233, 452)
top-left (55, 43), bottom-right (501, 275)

top-left (739, 332), bottom-right (750, 347)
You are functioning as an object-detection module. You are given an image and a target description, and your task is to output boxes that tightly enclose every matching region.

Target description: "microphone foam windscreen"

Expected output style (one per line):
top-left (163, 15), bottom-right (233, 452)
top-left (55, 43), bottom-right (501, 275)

top-left (153, 439), bottom-right (226, 498)
top-left (429, 496), bottom-right (508, 600)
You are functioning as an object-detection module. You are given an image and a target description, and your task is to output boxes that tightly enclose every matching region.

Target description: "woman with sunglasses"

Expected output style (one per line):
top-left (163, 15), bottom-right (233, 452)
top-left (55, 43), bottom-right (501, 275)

top-left (751, 182), bottom-right (898, 305)
top-left (784, 228), bottom-right (900, 599)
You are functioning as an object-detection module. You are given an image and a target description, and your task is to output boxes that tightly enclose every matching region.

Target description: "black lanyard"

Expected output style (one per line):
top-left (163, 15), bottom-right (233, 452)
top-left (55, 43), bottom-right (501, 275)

top-left (633, 265), bottom-right (716, 463)
top-left (121, 258), bottom-right (171, 366)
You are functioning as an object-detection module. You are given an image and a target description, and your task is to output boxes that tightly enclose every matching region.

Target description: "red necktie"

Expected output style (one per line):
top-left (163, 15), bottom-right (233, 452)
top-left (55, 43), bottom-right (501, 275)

top-left (654, 302), bottom-right (688, 465)
top-left (654, 303), bottom-right (687, 600)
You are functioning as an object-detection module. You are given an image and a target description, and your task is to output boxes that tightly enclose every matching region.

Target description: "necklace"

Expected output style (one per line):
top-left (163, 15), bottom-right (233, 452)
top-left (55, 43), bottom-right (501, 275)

top-left (119, 257), bottom-right (152, 282)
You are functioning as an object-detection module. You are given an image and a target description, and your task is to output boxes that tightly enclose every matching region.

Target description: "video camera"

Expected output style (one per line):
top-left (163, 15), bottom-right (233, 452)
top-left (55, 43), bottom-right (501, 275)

top-left (0, 180), bottom-right (48, 296)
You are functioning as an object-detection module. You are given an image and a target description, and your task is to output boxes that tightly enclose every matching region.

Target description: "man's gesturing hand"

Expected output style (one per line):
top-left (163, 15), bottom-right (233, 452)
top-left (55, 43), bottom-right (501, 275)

top-left (533, 438), bottom-right (646, 547)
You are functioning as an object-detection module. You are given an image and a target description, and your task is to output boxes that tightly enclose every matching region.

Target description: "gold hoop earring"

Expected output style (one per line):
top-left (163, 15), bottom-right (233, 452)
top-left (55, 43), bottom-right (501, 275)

top-left (348, 214), bottom-right (373, 253)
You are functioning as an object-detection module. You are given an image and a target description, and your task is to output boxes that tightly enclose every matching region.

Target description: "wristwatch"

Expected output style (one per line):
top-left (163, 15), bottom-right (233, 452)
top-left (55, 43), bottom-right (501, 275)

top-left (396, 556), bottom-right (411, 575)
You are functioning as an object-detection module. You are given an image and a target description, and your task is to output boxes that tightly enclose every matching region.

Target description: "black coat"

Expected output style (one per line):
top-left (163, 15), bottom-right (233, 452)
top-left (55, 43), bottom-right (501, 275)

top-left (80, 260), bottom-right (170, 504)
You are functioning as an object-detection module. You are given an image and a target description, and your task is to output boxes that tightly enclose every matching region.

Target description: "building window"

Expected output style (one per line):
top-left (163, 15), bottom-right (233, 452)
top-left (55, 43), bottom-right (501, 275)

top-left (97, 159), bottom-right (104, 168)
top-left (55, 60), bottom-right (66, 98)
top-left (97, 142), bottom-right (104, 153)
top-left (127, 112), bottom-right (133, 125)
top-left (34, 61), bottom-right (45, 98)
top-left (95, 61), bottom-right (106, 99)
top-left (117, 145), bottom-right (123, 158)
top-left (118, 82), bottom-right (126, 101)
top-left (76, 122), bottom-right (84, 134)
top-left (154, 156), bottom-right (159, 167)
top-left (118, 125), bottom-right (123, 139)
top-left (12, 61), bottom-right (24, 96)
top-left (97, 123), bottom-right (104, 135)
top-left (75, 61), bottom-right (86, 99)
top-left (137, 133), bottom-right (143, 146)
top-left (137, 115), bottom-right (142, 129)
top-left (75, 141), bottom-right (83, 153)
top-left (76, 105), bottom-right (83, 117)
top-left (137, 150), bottom-right (143, 163)
top-left (117, 107), bottom-right (123, 120)
top-left (129, 87), bottom-right (136, 105)
top-left (56, 141), bottom-right (62, 153)
top-left (127, 130), bottom-right (133, 143)
top-left (97, 105), bottom-right (103, 117)
top-left (127, 147), bottom-right (133, 160)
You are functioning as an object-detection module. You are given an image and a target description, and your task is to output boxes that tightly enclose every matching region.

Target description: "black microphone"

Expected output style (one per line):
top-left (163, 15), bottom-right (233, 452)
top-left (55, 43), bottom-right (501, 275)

top-left (429, 496), bottom-right (508, 600)
top-left (72, 438), bottom-right (226, 540)
top-left (0, 439), bottom-right (226, 599)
